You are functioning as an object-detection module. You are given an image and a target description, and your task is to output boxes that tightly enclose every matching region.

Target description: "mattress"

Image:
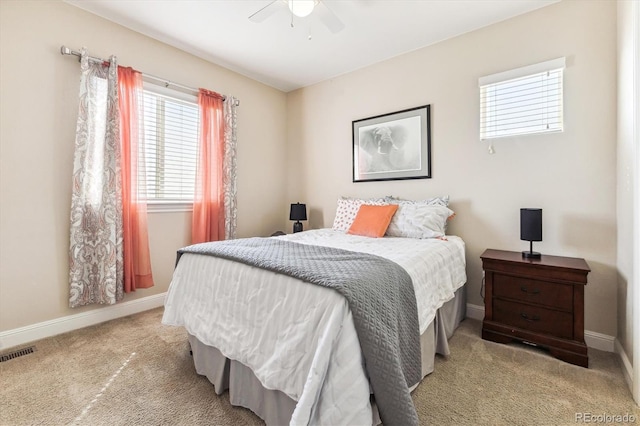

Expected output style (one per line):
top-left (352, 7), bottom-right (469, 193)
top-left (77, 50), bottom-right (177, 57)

top-left (162, 229), bottom-right (467, 425)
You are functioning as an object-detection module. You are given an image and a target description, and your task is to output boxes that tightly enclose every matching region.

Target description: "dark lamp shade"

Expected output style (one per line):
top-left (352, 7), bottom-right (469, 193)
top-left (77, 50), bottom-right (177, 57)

top-left (520, 208), bottom-right (542, 242)
top-left (289, 203), bottom-right (307, 221)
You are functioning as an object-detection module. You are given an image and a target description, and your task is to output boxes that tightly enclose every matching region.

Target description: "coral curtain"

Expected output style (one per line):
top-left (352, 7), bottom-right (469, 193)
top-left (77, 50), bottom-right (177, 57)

top-left (69, 49), bottom-right (123, 307)
top-left (222, 96), bottom-right (239, 239)
top-left (192, 89), bottom-right (226, 243)
top-left (118, 66), bottom-right (154, 291)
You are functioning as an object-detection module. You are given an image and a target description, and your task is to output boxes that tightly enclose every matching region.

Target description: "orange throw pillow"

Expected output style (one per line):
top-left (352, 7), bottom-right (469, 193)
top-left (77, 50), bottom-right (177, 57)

top-left (347, 204), bottom-right (399, 238)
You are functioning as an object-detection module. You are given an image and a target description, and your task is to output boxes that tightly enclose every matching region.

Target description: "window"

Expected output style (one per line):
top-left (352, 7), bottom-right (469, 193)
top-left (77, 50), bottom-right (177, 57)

top-left (479, 57), bottom-right (565, 140)
top-left (142, 83), bottom-right (199, 207)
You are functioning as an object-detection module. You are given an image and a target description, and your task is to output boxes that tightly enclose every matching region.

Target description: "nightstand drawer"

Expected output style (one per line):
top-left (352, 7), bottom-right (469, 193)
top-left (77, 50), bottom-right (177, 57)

top-left (493, 274), bottom-right (573, 311)
top-left (493, 299), bottom-right (573, 340)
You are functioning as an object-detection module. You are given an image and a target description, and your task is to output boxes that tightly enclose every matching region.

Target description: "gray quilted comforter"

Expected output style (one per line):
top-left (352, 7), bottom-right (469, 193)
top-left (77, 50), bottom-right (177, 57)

top-left (177, 237), bottom-right (421, 426)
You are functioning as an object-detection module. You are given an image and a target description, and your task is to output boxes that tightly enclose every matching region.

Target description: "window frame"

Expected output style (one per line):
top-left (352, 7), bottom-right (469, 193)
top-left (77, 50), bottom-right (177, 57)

top-left (479, 57), bottom-right (565, 141)
top-left (141, 80), bottom-right (199, 213)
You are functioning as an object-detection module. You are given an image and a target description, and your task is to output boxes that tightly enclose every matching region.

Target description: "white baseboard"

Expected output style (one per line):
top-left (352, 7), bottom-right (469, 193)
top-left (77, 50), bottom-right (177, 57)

top-left (584, 330), bottom-right (616, 352)
top-left (466, 303), bottom-right (485, 321)
top-left (0, 293), bottom-right (166, 351)
top-left (465, 303), bottom-right (615, 352)
top-left (615, 339), bottom-right (633, 391)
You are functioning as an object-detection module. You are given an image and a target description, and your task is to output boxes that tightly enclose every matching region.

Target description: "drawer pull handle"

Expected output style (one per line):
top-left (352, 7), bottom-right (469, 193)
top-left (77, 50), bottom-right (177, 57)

top-left (520, 312), bottom-right (540, 322)
top-left (520, 286), bottom-right (540, 295)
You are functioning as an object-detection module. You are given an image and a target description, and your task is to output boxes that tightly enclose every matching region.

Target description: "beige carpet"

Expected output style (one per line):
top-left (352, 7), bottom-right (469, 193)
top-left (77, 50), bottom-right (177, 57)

top-left (0, 308), bottom-right (636, 425)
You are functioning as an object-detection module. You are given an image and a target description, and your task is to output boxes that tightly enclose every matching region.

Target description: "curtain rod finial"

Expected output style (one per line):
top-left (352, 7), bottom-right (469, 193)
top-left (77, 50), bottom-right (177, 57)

top-left (60, 46), bottom-right (71, 55)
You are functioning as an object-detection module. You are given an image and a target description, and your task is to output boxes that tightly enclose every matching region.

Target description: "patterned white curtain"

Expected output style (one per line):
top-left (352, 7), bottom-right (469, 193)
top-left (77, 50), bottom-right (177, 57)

top-left (223, 97), bottom-right (238, 239)
top-left (69, 49), bottom-right (123, 307)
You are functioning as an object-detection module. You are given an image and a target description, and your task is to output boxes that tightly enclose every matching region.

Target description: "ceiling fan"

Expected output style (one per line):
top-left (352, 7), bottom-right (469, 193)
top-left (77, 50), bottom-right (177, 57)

top-left (249, 0), bottom-right (345, 34)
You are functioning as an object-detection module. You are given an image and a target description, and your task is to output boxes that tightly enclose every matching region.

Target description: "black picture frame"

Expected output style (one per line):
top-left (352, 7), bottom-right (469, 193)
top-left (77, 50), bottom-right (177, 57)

top-left (352, 104), bottom-right (431, 183)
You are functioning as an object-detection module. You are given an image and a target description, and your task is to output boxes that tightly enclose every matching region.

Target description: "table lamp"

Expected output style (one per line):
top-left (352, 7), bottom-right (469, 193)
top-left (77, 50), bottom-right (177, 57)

top-left (290, 203), bottom-right (307, 233)
top-left (521, 208), bottom-right (542, 258)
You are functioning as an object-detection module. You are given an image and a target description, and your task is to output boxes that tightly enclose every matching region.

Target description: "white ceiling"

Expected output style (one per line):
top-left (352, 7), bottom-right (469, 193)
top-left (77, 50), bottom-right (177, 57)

top-left (65, 0), bottom-right (559, 93)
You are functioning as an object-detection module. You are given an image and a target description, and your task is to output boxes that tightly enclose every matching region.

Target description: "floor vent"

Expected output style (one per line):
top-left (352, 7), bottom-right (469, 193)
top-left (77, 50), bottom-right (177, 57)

top-left (0, 346), bottom-right (36, 362)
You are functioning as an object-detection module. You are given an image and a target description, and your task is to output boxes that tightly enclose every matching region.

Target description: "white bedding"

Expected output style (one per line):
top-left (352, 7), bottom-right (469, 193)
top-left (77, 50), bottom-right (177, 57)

top-left (277, 229), bottom-right (466, 333)
top-left (162, 229), bottom-right (466, 425)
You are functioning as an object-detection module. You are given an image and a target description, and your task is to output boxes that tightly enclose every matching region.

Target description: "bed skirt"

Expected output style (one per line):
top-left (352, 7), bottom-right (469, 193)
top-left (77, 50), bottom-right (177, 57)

top-left (188, 286), bottom-right (466, 425)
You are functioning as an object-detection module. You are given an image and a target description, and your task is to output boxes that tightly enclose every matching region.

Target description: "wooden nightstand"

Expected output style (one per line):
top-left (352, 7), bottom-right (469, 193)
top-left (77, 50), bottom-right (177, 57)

top-left (480, 249), bottom-right (591, 367)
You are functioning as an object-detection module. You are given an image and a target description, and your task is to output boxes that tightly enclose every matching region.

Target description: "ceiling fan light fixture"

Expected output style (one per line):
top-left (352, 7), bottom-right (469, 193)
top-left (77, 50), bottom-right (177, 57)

top-left (288, 0), bottom-right (316, 18)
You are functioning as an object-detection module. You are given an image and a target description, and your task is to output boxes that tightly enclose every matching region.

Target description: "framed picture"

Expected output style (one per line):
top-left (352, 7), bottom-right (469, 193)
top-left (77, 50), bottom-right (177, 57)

top-left (352, 105), bottom-right (431, 183)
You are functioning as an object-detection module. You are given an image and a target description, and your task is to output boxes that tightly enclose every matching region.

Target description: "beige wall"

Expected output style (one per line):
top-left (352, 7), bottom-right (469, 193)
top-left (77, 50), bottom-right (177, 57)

top-left (0, 1), bottom-right (288, 332)
top-left (287, 0), bottom-right (618, 336)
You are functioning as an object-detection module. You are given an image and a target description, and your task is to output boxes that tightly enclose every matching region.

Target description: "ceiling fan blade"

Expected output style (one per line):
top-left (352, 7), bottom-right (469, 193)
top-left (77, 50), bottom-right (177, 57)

top-left (315, 1), bottom-right (345, 34)
top-left (249, 1), bottom-right (283, 23)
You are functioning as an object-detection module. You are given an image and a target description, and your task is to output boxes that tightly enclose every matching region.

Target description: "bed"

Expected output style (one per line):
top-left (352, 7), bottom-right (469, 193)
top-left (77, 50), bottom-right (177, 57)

top-left (162, 223), bottom-right (467, 425)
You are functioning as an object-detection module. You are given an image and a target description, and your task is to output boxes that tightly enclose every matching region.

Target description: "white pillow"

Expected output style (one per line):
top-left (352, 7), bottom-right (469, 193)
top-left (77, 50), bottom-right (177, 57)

top-left (385, 195), bottom-right (449, 207)
top-left (386, 204), bottom-right (454, 239)
top-left (332, 197), bottom-right (387, 231)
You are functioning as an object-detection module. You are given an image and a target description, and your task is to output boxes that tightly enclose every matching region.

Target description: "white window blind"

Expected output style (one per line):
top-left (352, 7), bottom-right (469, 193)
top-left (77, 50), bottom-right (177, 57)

top-left (479, 57), bottom-right (565, 140)
top-left (142, 85), bottom-right (199, 204)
